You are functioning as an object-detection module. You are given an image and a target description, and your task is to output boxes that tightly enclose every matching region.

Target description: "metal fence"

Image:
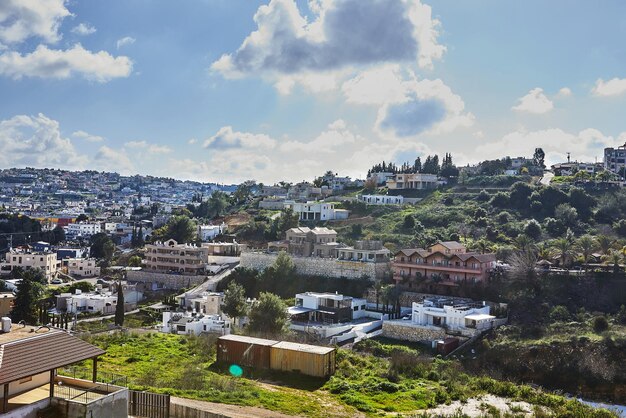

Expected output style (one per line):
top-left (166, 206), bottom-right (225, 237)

top-left (128, 390), bottom-right (170, 418)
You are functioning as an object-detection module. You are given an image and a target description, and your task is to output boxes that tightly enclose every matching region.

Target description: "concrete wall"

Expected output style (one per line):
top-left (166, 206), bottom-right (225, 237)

top-left (2, 398), bottom-right (50, 418)
top-left (51, 388), bottom-right (128, 418)
top-left (382, 320), bottom-right (446, 342)
top-left (127, 270), bottom-right (206, 290)
top-left (170, 402), bottom-right (228, 418)
top-left (241, 252), bottom-right (389, 280)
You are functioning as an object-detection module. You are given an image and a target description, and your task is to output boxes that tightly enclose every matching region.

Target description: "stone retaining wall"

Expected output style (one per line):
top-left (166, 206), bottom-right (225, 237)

top-left (240, 252), bottom-right (389, 280)
top-left (382, 320), bottom-right (446, 342)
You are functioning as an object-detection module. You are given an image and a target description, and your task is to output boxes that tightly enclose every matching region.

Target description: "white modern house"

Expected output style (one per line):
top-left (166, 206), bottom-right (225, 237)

top-left (283, 201), bottom-right (350, 221)
top-left (56, 287), bottom-right (143, 315)
top-left (197, 223), bottom-right (227, 241)
top-left (65, 222), bottom-right (102, 238)
top-left (161, 311), bottom-right (231, 335)
top-left (358, 194), bottom-right (404, 205)
top-left (412, 297), bottom-right (495, 332)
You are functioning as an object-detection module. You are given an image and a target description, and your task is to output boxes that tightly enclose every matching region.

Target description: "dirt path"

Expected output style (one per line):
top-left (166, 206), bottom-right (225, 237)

top-left (171, 396), bottom-right (297, 418)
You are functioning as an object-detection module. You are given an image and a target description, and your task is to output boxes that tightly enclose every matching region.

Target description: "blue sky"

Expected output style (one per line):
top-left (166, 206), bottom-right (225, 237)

top-left (1, 0), bottom-right (625, 183)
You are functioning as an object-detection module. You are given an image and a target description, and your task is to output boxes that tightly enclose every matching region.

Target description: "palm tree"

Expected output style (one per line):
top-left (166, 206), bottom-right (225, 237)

top-left (474, 239), bottom-right (492, 254)
top-left (552, 237), bottom-right (575, 268)
top-left (514, 235), bottom-right (536, 252)
top-left (577, 235), bottom-right (597, 270)
top-left (537, 242), bottom-right (553, 261)
top-left (597, 236), bottom-right (615, 255)
top-left (507, 249), bottom-right (539, 293)
top-left (604, 250), bottom-right (623, 276)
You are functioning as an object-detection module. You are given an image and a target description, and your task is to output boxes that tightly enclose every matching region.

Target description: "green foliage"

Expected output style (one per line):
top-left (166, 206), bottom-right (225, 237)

top-left (549, 305), bottom-right (571, 322)
top-left (114, 281), bottom-right (125, 327)
top-left (523, 219), bottom-right (542, 240)
top-left (152, 215), bottom-right (197, 243)
top-left (593, 316), bottom-right (609, 333)
top-left (128, 255), bottom-right (142, 267)
top-left (11, 268), bottom-right (44, 324)
top-left (247, 292), bottom-right (290, 338)
top-left (220, 281), bottom-right (248, 326)
top-left (90, 233), bottom-right (115, 260)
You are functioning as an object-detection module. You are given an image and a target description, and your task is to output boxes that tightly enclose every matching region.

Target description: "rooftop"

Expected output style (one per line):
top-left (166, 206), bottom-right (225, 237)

top-left (272, 341), bottom-right (334, 355)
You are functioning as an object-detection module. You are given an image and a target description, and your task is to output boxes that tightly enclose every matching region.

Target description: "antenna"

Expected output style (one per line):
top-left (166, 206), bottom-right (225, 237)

top-left (566, 152), bottom-right (571, 163)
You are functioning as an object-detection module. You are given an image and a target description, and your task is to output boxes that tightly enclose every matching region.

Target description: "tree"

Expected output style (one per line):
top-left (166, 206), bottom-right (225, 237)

top-left (269, 251), bottom-right (296, 279)
top-left (403, 214), bottom-right (416, 230)
top-left (50, 225), bottom-right (66, 245)
top-left (533, 148), bottom-right (546, 168)
top-left (90, 233), bottom-right (115, 260)
top-left (554, 204), bottom-right (578, 227)
top-left (75, 214), bottom-right (89, 223)
top-left (577, 235), bottom-right (596, 269)
top-left (604, 250), bottom-right (623, 276)
top-left (247, 292), bottom-right (290, 337)
top-left (221, 281), bottom-right (248, 328)
top-left (128, 255), bottom-right (142, 267)
top-left (11, 268), bottom-right (44, 324)
top-left (114, 281), bottom-right (125, 327)
top-left (597, 236), bottom-right (615, 255)
top-left (207, 191), bottom-right (230, 218)
top-left (507, 250), bottom-right (539, 292)
top-left (523, 219), bottom-right (542, 240)
top-left (233, 180), bottom-right (256, 204)
top-left (593, 316), bottom-right (609, 333)
top-left (552, 237), bottom-right (575, 268)
top-left (154, 215), bottom-right (197, 243)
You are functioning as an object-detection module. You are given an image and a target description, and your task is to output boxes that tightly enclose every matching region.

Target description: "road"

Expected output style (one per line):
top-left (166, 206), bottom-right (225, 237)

top-left (540, 171), bottom-right (554, 185)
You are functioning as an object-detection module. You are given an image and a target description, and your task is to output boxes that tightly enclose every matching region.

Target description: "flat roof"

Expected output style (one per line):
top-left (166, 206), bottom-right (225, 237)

top-left (288, 306), bottom-right (315, 315)
top-left (465, 314), bottom-right (495, 321)
top-left (218, 334), bottom-right (279, 346)
top-left (272, 341), bottom-right (335, 355)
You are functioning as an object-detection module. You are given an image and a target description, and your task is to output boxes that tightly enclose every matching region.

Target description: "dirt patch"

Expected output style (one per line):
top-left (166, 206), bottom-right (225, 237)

top-left (422, 394), bottom-right (537, 417)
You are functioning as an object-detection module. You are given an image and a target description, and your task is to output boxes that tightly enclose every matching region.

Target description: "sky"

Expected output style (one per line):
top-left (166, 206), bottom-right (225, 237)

top-left (1, 0), bottom-right (626, 184)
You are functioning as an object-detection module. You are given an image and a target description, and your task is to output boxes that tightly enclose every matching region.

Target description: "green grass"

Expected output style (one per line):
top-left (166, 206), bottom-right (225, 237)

top-left (67, 332), bottom-right (618, 418)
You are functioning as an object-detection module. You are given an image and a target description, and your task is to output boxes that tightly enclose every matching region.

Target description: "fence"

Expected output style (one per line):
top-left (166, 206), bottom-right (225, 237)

top-left (128, 390), bottom-right (170, 418)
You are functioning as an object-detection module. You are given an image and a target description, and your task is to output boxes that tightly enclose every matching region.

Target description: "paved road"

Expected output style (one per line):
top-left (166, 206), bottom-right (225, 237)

top-left (540, 171), bottom-right (554, 185)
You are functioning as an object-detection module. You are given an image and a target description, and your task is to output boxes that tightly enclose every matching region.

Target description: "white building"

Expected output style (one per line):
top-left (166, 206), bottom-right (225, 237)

top-left (386, 173), bottom-right (438, 190)
top-left (56, 287), bottom-right (143, 315)
top-left (1, 249), bottom-right (60, 281)
top-left (367, 172), bottom-right (395, 186)
top-left (284, 201), bottom-right (350, 221)
top-left (197, 223), bottom-right (227, 242)
top-left (65, 258), bottom-right (100, 277)
top-left (177, 291), bottom-right (224, 314)
top-left (161, 311), bottom-right (230, 335)
top-left (65, 222), bottom-right (102, 238)
top-left (412, 297), bottom-right (495, 332)
top-left (358, 194), bottom-right (404, 205)
top-left (291, 292), bottom-right (368, 324)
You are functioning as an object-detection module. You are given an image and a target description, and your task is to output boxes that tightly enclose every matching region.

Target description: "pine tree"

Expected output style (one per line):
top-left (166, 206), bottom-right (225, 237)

top-left (114, 281), bottom-right (125, 327)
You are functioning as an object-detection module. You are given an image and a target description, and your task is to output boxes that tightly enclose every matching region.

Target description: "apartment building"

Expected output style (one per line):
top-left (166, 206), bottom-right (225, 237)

top-left (1, 248), bottom-right (60, 281)
top-left (386, 173), bottom-right (438, 191)
top-left (283, 201), bottom-right (350, 221)
top-left (197, 223), bottom-right (227, 241)
top-left (336, 240), bottom-right (391, 263)
top-left (392, 241), bottom-right (496, 286)
top-left (65, 222), bottom-right (102, 237)
top-left (144, 239), bottom-right (209, 274)
top-left (604, 144), bottom-right (626, 176)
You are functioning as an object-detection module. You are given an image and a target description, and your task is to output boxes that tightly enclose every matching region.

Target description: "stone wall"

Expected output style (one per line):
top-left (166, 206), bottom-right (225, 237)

top-left (382, 320), bottom-right (446, 342)
top-left (127, 270), bottom-right (207, 290)
top-left (240, 252), bottom-right (390, 280)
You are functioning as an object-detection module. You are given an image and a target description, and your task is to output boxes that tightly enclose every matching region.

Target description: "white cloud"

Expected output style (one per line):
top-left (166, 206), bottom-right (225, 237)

top-left (512, 88), bottom-right (554, 114)
top-left (212, 0), bottom-right (445, 83)
top-left (592, 78), bottom-right (626, 97)
top-left (116, 36), bottom-right (136, 49)
top-left (187, 138), bottom-right (198, 145)
top-left (0, 0), bottom-right (71, 44)
top-left (203, 126), bottom-right (277, 150)
top-left (556, 87), bottom-right (572, 98)
top-left (280, 119), bottom-right (360, 153)
top-left (124, 140), bottom-right (172, 154)
top-left (471, 128), bottom-right (615, 167)
top-left (342, 64), bottom-right (407, 105)
top-left (72, 130), bottom-right (104, 143)
top-left (93, 146), bottom-right (134, 174)
top-left (71, 23), bottom-right (96, 36)
top-left (0, 43), bottom-right (132, 82)
top-left (0, 113), bottom-right (87, 169)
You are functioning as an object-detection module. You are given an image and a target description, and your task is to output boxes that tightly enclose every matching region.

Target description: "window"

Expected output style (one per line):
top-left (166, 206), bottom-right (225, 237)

top-left (353, 306), bottom-right (359, 311)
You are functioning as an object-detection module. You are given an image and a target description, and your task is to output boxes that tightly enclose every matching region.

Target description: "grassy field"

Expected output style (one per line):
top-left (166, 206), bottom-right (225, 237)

top-left (66, 332), bottom-right (617, 417)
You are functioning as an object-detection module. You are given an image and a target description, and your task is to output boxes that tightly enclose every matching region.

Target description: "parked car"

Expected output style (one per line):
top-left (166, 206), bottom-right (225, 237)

top-left (51, 278), bottom-right (63, 285)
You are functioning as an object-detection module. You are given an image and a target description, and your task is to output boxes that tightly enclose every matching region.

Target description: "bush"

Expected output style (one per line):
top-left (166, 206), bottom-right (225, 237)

top-left (549, 305), bottom-right (570, 322)
top-left (477, 189), bottom-right (490, 202)
top-left (593, 316), bottom-right (609, 333)
top-left (613, 219), bottom-right (626, 236)
top-left (524, 219), bottom-right (542, 240)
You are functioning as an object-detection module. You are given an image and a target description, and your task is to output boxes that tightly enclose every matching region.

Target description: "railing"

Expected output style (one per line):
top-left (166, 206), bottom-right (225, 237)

top-left (54, 381), bottom-right (116, 404)
top-left (128, 390), bottom-right (170, 418)
top-left (60, 367), bottom-right (128, 387)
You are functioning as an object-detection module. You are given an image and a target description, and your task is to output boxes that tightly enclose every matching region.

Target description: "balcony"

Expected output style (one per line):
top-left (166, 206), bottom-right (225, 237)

top-left (393, 261), bottom-right (482, 274)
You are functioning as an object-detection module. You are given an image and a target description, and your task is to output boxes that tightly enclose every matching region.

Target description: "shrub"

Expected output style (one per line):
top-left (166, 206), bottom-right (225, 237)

top-left (524, 219), bottom-right (542, 240)
top-left (549, 305), bottom-right (570, 322)
top-left (477, 189), bottom-right (490, 202)
top-left (593, 316), bottom-right (609, 333)
top-left (613, 219), bottom-right (626, 236)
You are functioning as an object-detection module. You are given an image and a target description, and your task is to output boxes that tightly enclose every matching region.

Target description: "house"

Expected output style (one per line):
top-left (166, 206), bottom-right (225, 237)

top-left (65, 222), bottom-right (102, 238)
top-left (366, 171), bottom-right (395, 186)
top-left (283, 200), bottom-right (350, 221)
top-left (386, 173), bottom-right (438, 191)
top-left (202, 241), bottom-right (243, 256)
top-left (1, 248), bottom-right (60, 281)
top-left (56, 287), bottom-right (142, 315)
top-left (64, 257), bottom-right (100, 277)
top-left (0, 293), bottom-right (14, 317)
top-left (411, 297), bottom-right (495, 332)
top-left (177, 291), bottom-right (224, 315)
top-left (357, 194), bottom-right (404, 205)
top-left (0, 320), bottom-right (128, 417)
top-left (289, 292), bottom-right (367, 324)
top-left (144, 239), bottom-right (209, 275)
top-left (197, 223), bottom-right (227, 242)
top-left (268, 227), bottom-right (339, 258)
top-left (161, 311), bottom-right (230, 335)
top-left (392, 241), bottom-right (496, 287)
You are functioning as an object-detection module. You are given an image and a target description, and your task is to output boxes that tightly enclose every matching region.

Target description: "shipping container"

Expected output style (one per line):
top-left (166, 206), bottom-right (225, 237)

top-left (217, 335), bottom-right (278, 369)
top-left (270, 341), bottom-right (336, 378)
top-left (436, 337), bottom-right (459, 356)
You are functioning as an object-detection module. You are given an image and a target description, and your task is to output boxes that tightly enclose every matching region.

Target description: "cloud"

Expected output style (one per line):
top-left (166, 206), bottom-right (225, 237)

top-left (471, 128), bottom-right (615, 167)
top-left (124, 140), bottom-right (172, 154)
top-left (0, 113), bottom-right (87, 169)
top-left (592, 78), bottom-right (626, 97)
top-left (512, 88), bottom-right (554, 114)
top-left (72, 130), bottom-right (104, 143)
top-left (71, 23), bottom-right (96, 36)
top-left (280, 119), bottom-right (360, 153)
top-left (211, 0), bottom-right (445, 81)
top-left (0, 43), bottom-right (132, 82)
top-left (187, 138), bottom-right (197, 145)
top-left (0, 0), bottom-right (71, 44)
top-left (203, 126), bottom-right (277, 150)
top-left (379, 98), bottom-right (446, 137)
top-left (556, 87), bottom-right (572, 98)
top-left (116, 36), bottom-right (136, 49)
top-left (93, 146), bottom-right (134, 174)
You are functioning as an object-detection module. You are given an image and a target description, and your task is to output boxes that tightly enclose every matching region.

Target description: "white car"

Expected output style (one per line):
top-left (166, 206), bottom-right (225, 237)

top-left (50, 278), bottom-right (63, 285)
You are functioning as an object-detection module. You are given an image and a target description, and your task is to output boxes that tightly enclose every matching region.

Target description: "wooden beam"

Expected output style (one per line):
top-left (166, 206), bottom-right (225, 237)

top-left (2, 384), bottom-right (8, 413)
top-left (92, 357), bottom-right (98, 383)
top-left (49, 370), bottom-right (55, 399)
